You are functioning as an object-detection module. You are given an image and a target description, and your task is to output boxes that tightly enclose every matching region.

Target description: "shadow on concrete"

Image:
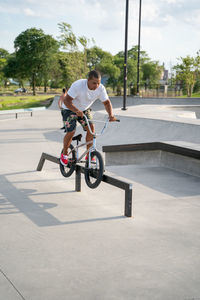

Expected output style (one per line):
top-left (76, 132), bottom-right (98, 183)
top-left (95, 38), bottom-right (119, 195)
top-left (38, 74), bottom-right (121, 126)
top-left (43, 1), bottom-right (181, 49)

top-left (0, 129), bottom-right (61, 145)
top-left (0, 173), bottom-right (124, 227)
top-left (43, 130), bottom-right (63, 143)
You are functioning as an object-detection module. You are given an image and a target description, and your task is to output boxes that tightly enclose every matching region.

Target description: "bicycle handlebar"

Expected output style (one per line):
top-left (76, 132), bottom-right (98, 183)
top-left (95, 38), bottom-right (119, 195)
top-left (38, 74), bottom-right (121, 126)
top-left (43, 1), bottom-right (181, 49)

top-left (81, 113), bottom-right (120, 136)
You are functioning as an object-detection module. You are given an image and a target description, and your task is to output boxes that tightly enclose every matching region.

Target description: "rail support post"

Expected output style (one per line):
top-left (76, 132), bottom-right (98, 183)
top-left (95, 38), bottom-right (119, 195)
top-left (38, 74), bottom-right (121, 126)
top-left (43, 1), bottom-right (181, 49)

top-left (125, 184), bottom-right (132, 217)
top-left (75, 165), bottom-right (81, 192)
top-left (37, 153), bottom-right (45, 171)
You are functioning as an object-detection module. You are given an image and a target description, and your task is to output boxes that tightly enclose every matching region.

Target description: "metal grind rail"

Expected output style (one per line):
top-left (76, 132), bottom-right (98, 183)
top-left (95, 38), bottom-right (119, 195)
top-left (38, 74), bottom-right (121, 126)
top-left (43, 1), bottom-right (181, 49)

top-left (0, 106), bottom-right (46, 120)
top-left (0, 110), bottom-right (33, 119)
top-left (37, 152), bottom-right (132, 218)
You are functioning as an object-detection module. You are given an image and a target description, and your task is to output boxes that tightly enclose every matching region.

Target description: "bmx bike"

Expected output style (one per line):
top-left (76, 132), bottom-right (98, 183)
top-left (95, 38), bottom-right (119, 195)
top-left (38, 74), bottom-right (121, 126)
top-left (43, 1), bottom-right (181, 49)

top-left (59, 114), bottom-right (120, 189)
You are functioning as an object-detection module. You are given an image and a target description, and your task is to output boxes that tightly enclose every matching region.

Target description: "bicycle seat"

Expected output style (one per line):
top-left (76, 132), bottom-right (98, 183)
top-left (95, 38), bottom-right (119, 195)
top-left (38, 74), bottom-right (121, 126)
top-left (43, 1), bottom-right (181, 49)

top-left (72, 134), bottom-right (82, 141)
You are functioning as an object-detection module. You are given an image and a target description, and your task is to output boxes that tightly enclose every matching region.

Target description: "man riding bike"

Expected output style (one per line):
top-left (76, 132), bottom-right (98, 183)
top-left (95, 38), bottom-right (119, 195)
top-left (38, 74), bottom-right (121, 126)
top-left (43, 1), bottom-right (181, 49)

top-left (60, 70), bottom-right (117, 166)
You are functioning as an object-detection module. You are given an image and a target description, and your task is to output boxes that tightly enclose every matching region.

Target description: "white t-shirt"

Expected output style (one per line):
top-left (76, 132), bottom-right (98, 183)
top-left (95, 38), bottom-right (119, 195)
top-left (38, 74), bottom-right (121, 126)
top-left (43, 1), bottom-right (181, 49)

top-left (62, 79), bottom-right (108, 111)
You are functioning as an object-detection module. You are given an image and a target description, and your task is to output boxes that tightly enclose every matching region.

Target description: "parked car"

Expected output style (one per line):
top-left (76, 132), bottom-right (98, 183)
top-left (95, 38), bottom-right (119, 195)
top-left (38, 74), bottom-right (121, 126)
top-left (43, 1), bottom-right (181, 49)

top-left (14, 88), bottom-right (27, 93)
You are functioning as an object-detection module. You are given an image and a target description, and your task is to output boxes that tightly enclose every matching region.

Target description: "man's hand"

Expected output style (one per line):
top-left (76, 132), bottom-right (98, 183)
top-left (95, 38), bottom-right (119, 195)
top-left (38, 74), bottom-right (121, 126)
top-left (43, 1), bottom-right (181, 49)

top-left (109, 115), bottom-right (117, 122)
top-left (76, 110), bottom-right (84, 118)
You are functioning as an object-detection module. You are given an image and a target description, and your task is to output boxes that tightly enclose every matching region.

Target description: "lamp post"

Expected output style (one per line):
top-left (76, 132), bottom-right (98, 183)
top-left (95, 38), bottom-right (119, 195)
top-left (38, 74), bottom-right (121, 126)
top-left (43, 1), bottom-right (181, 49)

top-left (122, 0), bottom-right (129, 110)
top-left (136, 0), bottom-right (142, 96)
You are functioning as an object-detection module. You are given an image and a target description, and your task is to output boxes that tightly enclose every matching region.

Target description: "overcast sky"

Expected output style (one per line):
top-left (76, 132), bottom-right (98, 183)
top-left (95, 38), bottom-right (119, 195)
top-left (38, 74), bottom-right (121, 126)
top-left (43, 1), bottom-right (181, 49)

top-left (0, 0), bottom-right (200, 70)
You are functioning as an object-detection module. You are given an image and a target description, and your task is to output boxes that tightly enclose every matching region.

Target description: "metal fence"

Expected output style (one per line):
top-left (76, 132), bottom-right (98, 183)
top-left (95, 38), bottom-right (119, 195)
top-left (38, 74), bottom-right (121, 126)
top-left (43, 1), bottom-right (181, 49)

top-left (127, 84), bottom-right (183, 98)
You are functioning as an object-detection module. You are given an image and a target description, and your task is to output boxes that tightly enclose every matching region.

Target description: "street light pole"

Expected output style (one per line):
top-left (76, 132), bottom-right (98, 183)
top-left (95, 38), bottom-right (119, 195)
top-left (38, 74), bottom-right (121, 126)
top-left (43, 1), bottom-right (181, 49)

top-left (122, 0), bottom-right (129, 110)
top-left (136, 0), bottom-right (142, 96)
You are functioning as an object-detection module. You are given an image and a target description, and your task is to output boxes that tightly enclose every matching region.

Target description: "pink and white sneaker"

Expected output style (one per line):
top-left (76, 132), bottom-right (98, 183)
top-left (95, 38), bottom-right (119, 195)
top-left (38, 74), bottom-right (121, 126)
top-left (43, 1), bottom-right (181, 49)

top-left (60, 153), bottom-right (68, 166)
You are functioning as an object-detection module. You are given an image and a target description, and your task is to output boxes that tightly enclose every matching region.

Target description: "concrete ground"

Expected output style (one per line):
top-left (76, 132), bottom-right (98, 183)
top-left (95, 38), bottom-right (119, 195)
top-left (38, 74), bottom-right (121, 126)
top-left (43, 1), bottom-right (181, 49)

top-left (0, 96), bottom-right (200, 300)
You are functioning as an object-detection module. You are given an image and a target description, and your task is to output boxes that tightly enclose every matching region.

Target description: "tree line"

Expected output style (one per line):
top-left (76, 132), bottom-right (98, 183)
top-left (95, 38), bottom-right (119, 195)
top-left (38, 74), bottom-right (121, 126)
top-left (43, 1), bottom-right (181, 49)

top-left (0, 22), bottom-right (200, 97)
top-left (172, 52), bottom-right (200, 97)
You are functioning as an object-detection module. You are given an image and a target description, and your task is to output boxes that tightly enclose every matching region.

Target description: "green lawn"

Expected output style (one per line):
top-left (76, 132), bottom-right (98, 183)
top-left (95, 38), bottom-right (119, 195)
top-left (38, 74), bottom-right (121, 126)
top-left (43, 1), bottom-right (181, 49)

top-left (188, 93), bottom-right (200, 98)
top-left (0, 95), bottom-right (55, 110)
top-left (177, 92), bottom-right (200, 98)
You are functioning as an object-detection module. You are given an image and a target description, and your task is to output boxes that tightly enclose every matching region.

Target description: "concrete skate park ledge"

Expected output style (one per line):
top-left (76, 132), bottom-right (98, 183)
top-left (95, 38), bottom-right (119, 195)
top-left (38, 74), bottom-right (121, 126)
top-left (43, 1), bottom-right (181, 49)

top-left (103, 141), bottom-right (200, 177)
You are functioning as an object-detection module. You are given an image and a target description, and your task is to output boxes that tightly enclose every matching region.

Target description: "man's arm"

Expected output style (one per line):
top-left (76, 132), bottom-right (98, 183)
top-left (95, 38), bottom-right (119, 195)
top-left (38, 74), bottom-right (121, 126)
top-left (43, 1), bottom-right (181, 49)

top-left (64, 94), bottom-right (83, 117)
top-left (103, 99), bottom-right (116, 121)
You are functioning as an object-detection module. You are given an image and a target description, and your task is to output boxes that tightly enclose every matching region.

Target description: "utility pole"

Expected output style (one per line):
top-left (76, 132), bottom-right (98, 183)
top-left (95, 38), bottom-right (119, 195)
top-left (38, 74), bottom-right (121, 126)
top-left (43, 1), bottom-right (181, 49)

top-left (136, 0), bottom-right (142, 96)
top-left (122, 0), bottom-right (129, 110)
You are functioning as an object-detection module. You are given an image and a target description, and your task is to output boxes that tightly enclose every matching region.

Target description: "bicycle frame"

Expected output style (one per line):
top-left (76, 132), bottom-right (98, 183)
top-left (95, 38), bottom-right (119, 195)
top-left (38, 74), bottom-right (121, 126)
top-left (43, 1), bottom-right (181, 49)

top-left (68, 114), bottom-right (109, 168)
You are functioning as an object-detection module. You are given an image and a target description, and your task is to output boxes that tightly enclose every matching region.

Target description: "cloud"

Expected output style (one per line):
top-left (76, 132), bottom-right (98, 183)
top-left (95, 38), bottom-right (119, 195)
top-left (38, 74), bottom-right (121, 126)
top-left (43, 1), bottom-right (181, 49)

top-left (142, 26), bottom-right (163, 42)
top-left (142, 2), bottom-right (160, 23)
top-left (162, 0), bottom-right (184, 4)
top-left (139, 0), bottom-right (200, 29)
top-left (23, 8), bottom-right (39, 17)
top-left (1, 0), bottom-right (200, 66)
top-left (0, 5), bottom-right (20, 14)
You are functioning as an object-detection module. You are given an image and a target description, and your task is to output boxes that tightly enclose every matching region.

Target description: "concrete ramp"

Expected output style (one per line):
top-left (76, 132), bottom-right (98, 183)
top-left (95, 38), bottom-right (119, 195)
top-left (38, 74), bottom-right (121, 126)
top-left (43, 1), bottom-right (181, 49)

top-left (95, 112), bottom-right (200, 150)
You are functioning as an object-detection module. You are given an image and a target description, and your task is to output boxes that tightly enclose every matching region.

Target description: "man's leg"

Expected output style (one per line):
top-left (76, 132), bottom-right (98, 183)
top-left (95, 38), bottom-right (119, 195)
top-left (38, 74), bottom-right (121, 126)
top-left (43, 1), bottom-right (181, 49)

top-left (85, 123), bottom-right (95, 151)
top-left (61, 110), bottom-right (77, 160)
top-left (81, 109), bottom-right (94, 151)
top-left (63, 130), bottom-right (75, 155)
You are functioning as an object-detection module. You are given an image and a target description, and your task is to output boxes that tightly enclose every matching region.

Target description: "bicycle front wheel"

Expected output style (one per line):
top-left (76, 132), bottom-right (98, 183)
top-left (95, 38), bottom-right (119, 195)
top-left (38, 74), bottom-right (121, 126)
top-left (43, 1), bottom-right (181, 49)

top-left (59, 144), bottom-right (76, 177)
top-left (84, 151), bottom-right (104, 189)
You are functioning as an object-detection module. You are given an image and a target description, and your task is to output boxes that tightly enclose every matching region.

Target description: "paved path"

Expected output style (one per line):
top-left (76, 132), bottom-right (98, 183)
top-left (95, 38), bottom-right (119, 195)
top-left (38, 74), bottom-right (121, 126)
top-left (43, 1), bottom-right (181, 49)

top-left (0, 96), bottom-right (200, 300)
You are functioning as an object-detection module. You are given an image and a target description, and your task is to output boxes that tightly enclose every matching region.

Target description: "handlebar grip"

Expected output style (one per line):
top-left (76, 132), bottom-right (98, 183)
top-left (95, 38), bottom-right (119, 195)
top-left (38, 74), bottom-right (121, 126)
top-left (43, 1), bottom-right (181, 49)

top-left (115, 119), bottom-right (120, 122)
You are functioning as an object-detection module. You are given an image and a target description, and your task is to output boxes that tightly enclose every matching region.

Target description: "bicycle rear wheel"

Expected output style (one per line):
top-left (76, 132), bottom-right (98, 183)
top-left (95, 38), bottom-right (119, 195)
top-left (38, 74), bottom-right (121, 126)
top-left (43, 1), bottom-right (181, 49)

top-left (59, 144), bottom-right (76, 177)
top-left (84, 151), bottom-right (104, 189)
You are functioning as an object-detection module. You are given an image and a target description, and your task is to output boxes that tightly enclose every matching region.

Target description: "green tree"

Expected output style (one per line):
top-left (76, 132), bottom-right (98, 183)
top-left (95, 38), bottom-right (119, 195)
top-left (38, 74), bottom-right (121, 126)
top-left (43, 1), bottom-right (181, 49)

top-left (0, 48), bottom-right (10, 87)
top-left (113, 46), bottom-right (163, 95)
top-left (87, 46), bottom-right (110, 70)
top-left (173, 55), bottom-right (198, 97)
top-left (14, 28), bottom-right (59, 95)
top-left (3, 54), bottom-right (27, 87)
top-left (0, 48), bottom-right (9, 58)
top-left (57, 51), bottom-right (85, 87)
top-left (86, 46), bottom-right (120, 92)
top-left (193, 51), bottom-right (200, 93)
top-left (57, 22), bottom-right (89, 83)
top-left (78, 35), bottom-right (91, 76)
top-left (142, 61), bottom-right (163, 88)
top-left (57, 22), bottom-right (77, 51)
top-left (112, 47), bottom-right (140, 95)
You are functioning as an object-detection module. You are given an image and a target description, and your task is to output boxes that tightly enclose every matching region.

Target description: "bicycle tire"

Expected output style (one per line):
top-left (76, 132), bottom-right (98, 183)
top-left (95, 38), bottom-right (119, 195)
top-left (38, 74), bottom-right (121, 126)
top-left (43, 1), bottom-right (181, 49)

top-left (59, 144), bottom-right (76, 177)
top-left (84, 150), bottom-right (104, 189)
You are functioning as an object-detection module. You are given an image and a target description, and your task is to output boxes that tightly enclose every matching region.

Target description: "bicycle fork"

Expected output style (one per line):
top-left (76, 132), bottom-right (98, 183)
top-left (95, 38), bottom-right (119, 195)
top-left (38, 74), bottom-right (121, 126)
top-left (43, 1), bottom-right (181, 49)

top-left (88, 136), bottom-right (96, 168)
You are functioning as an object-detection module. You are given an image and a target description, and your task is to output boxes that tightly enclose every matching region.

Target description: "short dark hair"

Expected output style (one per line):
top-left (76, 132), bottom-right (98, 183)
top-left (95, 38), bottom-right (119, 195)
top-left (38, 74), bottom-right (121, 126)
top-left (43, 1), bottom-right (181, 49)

top-left (88, 70), bottom-right (101, 80)
top-left (62, 88), bottom-right (66, 93)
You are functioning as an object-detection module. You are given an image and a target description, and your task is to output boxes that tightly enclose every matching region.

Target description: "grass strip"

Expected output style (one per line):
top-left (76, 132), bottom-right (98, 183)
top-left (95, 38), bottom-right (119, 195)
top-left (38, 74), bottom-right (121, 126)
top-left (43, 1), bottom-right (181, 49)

top-left (0, 95), bottom-right (55, 110)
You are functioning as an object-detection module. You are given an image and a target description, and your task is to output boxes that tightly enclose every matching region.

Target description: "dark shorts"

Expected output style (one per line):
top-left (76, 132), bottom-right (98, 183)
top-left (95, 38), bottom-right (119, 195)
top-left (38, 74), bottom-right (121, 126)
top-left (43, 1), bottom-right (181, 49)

top-left (62, 109), bottom-right (93, 132)
top-left (61, 108), bottom-right (65, 120)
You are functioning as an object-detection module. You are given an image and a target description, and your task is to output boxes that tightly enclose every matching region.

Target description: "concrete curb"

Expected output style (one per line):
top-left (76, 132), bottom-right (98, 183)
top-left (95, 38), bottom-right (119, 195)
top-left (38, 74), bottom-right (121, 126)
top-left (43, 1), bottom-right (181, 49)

top-left (103, 141), bottom-right (200, 177)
